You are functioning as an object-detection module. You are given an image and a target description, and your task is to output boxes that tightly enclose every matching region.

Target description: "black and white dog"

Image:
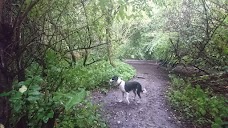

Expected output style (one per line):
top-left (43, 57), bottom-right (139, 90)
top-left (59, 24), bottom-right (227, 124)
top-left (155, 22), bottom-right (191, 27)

top-left (109, 76), bottom-right (147, 104)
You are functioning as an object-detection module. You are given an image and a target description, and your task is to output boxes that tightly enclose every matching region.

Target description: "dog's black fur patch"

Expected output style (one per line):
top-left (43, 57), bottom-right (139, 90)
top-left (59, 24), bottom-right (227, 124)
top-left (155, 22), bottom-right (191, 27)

top-left (125, 81), bottom-right (143, 98)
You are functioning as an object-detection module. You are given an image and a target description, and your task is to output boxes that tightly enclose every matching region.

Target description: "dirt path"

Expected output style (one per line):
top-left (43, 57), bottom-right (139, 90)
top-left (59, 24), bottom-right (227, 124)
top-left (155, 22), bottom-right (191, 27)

top-left (92, 60), bottom-right (185, 128)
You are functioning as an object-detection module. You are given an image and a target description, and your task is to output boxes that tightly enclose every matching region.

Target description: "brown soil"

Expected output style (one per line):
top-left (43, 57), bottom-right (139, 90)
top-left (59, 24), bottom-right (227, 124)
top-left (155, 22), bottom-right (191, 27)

top-left (92, 60), bottom-right (189, 128)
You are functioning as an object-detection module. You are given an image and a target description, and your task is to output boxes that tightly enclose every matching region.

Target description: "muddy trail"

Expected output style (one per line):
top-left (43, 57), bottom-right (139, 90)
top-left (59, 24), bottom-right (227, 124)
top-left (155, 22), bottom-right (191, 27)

top-left (92, 60), bottom-right (188, 128)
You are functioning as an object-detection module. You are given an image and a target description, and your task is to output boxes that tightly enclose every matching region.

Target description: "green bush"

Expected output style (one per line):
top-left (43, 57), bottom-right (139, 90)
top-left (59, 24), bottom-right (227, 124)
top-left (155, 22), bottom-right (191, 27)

top-left (61, 60), bottom-right (136, 91)
top-left (1, 75), bottom-right (55, 127)
top-left (168, 75), bottom-right (228, 128)
top-left (57, 101), bottom-right (106, 128)
top-left (1, 50), bottom-right (136, 127)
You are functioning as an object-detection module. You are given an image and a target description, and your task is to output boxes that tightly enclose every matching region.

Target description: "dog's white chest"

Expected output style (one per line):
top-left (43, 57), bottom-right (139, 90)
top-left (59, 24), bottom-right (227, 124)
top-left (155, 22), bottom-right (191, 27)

top-left (119, 81), bottom-right (126, 92)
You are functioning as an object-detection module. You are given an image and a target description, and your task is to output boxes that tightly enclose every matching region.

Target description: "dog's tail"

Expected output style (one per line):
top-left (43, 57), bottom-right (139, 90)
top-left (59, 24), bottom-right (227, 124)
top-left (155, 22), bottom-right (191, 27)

top-left (142, 88), bottom-right (147, 93)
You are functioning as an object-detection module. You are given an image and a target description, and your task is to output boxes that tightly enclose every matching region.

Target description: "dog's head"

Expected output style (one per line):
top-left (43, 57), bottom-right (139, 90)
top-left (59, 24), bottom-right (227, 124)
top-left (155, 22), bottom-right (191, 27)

top-left (109, 76), bottom-right (122, 86)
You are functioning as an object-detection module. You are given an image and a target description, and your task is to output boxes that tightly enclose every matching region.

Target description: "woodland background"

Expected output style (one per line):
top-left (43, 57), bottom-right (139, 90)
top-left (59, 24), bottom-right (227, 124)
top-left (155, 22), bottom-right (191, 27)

top-left (0, 0), bottom-right (227, 127)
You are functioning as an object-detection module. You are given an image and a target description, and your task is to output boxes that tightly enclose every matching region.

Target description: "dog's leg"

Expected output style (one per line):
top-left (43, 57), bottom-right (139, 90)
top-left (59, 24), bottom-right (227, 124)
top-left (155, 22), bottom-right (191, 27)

top-left (136, 90), bottom-right (142, 104)
top-left (118, 92), bottom-right (124, 102)
top-left (137, 90), bottom-right (141, 99)
top-left (133, 90), bottom-right (136, 100)
top-left (126, 92), bottom-right (130, 104)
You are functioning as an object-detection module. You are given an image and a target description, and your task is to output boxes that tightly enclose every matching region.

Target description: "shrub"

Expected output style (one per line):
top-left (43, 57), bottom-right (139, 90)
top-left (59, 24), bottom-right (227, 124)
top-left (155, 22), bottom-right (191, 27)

top-left (168, 75), bottom-right (228, 128)
top-left (61, 60), bottom-right (136, 90)
top-left (1, 50), bottom-right (135, 128)
top-left (57, 101), bottom-right (106, 128)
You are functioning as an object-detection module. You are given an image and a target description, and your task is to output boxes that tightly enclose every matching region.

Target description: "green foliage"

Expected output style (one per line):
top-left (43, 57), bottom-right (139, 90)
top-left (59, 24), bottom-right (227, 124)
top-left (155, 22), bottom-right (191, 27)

top-left (57, 101), bottom-right (106, 128)
top-left (144, 32), bottom-right (174, 61)
top-left (3, 75), bottom-right (87, 127)
top-left (118, 0), bottom-right (228, 73)
top-left (53, 89), bottom-right (87, 111)
top-left (1, 49), bottom-right (135, 127)
top-left (2, 75), bottom-right (50, 127)
top-left (1, 71), bottom-right (96, 127)
top-left (119, 24), bottom-right (149, 60)
top-left (168, 75), bottom-right (228, 127)
top-left (61, 59), bottom-right (136, 90)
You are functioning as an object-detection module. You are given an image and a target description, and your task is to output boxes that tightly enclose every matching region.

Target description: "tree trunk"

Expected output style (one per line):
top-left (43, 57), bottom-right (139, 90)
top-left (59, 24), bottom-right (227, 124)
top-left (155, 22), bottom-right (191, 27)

top-left (106, 9), bottom-right (115, 67)
top-left (0, 73), bottom-right (12, 126)
top-left (0, 0), bottom-right (14, 126)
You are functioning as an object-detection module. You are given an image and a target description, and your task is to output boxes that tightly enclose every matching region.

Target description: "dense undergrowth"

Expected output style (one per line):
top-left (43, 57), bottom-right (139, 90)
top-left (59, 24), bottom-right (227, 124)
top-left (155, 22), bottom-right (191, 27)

top-left (1, 50), bottom-right (136, 128)
top-left (168, 75), bottom-right (228, 128)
